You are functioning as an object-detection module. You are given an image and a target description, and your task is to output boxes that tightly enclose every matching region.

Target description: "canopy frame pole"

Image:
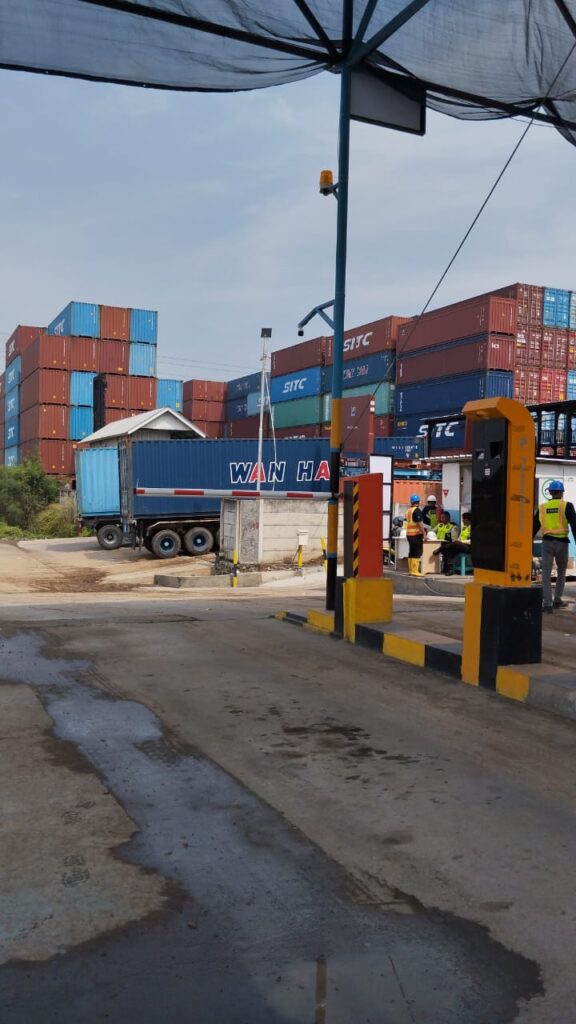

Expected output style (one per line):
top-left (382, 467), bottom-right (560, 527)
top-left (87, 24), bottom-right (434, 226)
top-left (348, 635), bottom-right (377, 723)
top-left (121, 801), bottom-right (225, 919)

top-left (326, 0), bottom-right (353, 611)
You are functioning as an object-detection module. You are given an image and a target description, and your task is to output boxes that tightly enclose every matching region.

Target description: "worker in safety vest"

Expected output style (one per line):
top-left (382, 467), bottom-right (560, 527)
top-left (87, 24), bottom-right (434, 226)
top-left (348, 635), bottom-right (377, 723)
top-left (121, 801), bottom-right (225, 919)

top-left (422, 495), bottom-right (442, 529)
top-left (406, 494), bottom-right (426, 576)
top-left (434, 512), bottom-right (469, 575)
top-left (534, 480), bottom-right (576, 613)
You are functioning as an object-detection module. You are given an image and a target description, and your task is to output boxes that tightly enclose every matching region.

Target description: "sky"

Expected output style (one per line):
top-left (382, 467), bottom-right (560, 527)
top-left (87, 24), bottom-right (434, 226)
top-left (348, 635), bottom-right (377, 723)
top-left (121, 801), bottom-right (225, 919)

top-left (1, 66), bottom-right (576, 381)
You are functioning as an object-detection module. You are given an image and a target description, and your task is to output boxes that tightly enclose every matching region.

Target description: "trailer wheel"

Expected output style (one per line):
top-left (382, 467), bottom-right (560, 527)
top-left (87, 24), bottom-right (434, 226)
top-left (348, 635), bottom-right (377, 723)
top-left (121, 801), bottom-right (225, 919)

top-left (215, 528), bottom-right (221, 549)
top-left (183, 527), bottom-right (214, 556)
top-left (151, 529), bottom-right (182, 559)
top-left (97, 525), bottom-right (123, 550)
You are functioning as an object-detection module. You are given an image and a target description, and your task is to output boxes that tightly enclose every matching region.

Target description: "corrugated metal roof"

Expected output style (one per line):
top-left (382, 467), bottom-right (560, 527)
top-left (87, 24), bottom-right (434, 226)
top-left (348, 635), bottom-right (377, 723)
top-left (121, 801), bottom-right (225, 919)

top-left (82, 408), bottom-right (205, 445)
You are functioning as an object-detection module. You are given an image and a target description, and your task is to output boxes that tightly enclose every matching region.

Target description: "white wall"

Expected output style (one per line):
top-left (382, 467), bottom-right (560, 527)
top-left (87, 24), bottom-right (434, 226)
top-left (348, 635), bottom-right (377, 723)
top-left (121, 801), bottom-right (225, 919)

top-left (221, 498), bottom-right (342, 565)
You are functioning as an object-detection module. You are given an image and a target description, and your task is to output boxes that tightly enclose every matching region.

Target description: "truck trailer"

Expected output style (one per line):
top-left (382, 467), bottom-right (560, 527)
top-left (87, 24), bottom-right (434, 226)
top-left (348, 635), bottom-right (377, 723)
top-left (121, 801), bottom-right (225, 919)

top-left (76, 437), bottom-right (331, 557)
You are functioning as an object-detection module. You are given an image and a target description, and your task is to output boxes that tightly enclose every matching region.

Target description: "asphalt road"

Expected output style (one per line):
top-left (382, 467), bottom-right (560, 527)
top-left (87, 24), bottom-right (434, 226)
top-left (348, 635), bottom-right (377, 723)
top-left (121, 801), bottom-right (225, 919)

top-left (1, 590), bottom-right (575, 1022)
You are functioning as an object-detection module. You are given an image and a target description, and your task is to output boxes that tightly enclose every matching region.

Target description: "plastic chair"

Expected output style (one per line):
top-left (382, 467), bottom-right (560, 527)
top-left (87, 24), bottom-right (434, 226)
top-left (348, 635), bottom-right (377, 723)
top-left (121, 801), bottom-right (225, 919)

top-left (455, 553), bottom-right (473, 576)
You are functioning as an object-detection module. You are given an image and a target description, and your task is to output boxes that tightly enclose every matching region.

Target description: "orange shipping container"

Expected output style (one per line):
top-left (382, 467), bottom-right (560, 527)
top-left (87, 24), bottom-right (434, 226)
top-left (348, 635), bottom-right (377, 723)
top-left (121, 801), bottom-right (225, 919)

top-left (100, 305), bottom-right (130, 341)
top-left (5, 325), bottom-right (44, 367)
top-left (20, 439), bottom-right (76, 476)
top-left (21, 335), bottom-right (69, 378)
top-left (69, 338), bottom-right (98, 372)
top-left (20, 404), bottom-right (69, 442)
top-left (20, 369), bottom-right (69, 412)
top-left (98, 340), bottom-right (129, 374)
top-left (104, 374), bottom-right (128, 408)
top-left (128, 376), bottom-right (157, 410)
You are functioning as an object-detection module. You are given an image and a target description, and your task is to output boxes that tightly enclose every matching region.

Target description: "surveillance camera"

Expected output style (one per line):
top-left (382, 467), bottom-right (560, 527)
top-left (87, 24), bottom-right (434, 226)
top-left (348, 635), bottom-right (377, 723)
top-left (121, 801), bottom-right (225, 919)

top-left (298, 328), bottom-right (304, 337)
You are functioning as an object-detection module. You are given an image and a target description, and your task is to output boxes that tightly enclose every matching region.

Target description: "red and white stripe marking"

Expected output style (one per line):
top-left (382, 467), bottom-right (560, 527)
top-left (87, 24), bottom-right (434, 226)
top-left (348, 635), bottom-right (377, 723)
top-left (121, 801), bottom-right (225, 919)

top-left (134, 487), bottom-right (329, 500)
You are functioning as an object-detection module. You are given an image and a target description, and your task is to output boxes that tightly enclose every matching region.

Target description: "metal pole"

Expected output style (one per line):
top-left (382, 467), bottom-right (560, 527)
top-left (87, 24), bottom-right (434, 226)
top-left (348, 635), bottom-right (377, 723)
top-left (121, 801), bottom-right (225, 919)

top-left (326, 64), bottom-right (352, 610)
top-left (256, 328), bottom-right (270, 494)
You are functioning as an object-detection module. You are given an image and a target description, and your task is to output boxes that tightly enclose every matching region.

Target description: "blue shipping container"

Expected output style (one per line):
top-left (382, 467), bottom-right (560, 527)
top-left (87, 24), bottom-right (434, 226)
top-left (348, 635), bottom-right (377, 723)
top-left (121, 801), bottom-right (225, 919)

top-left (570, 293), bottom-right (576, 331)
top-left (246, 390), bottom-right (270, 417)
top-left (270, 366), bottom-right (324, 405)
top-left (5, 388), bottom-right (19, 419)
top-left (70, 371), bottom-right (96, 406)
top-left (226, 397), bottom-right (249, 420)
top-left (373, 436), bottom-right (426, 459)
top-left (395, 413), bottom-right (466, 451)
top-left (69, 406), bottom-right (94, 441)
top-left (129, 343), bottom-right (157, 378)
top-left (227, 372), bottom-right (262, 399)
top-left (157, 379), bottom-right (183, 411)
top-left (47, 301), bottom-right (100, 338)
top-left (4, 446), bottom-right (20, 468)
top-left (122, 438), bottom-right (331, 519)
top-left (75, 448), bottom-right (120, 515)
top-left (130, 308), bottom-right (158, 344)
top-left (323, 350), bottom-right (395, 393)
top-left (396, 371), bottom-right (513, 417)
top-left (5, 356), bottom-right (21, 392)
top-left (567, 371), bottom-right (576, 400)
top-left (4, 416), bottom-right (20, 448)
top-left (543, 288), bottom-right (570, 328)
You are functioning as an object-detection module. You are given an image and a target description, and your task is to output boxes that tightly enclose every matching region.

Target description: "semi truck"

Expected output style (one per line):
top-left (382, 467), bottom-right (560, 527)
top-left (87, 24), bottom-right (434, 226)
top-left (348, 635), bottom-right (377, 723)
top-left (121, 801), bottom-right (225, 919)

top-left (75, 437), bottom-right (331, 558)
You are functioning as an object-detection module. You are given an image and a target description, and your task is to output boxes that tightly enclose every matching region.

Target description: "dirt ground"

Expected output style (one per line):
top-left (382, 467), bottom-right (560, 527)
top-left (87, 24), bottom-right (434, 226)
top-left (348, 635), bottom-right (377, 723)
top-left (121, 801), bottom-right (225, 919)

top-left (0, 538), bottom-right (214, 594)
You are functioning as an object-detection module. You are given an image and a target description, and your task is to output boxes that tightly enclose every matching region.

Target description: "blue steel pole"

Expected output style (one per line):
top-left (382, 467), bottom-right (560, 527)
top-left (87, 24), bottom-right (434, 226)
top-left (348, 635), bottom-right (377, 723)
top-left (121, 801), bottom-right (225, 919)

top-left (326, 64), bottom-right (351, 611)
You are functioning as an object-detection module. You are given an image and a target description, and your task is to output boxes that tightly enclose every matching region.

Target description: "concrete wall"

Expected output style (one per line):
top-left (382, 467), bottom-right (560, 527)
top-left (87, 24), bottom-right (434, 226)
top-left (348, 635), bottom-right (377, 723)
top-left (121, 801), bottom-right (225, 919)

top-left (221, 498), bottom-right (341, 566)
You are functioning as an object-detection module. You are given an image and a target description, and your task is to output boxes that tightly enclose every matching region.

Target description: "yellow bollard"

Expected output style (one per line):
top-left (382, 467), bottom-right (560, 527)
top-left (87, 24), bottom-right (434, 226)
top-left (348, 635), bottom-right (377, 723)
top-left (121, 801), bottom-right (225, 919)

top-left (320, 536), bottom-right (327, 572)
top-left (297, 544), bottom-right (303, 575)
top-left (231, 549), bottom-right (238, 588)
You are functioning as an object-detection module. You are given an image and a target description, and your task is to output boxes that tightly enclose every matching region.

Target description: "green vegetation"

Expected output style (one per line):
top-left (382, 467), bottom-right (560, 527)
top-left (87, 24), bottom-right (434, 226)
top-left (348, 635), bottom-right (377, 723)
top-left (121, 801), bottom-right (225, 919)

top-left (0, 458), bottom-right (76, 538)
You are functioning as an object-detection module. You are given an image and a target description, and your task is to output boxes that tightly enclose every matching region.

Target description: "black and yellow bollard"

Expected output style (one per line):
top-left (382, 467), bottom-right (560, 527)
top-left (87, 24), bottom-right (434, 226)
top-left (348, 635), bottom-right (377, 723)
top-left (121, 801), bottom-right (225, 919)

top-left (461, 397), bottom-right (541, 687)
top-left (340, 474), bottom-right (393, 642)
top-left (231, 548), bottom-right (239, 588)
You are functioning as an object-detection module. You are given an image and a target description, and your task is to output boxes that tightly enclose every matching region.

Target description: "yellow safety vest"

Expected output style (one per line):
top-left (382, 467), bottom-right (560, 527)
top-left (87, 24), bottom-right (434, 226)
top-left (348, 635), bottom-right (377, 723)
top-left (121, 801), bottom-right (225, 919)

top-left (436, 522), bottom-right (453, 540)
top-left (539, 499), bottom-right (568, 538)
top-left (406, 507), bottom-right (422, 537)
top-left (460, 525), bottom-right (471, 542)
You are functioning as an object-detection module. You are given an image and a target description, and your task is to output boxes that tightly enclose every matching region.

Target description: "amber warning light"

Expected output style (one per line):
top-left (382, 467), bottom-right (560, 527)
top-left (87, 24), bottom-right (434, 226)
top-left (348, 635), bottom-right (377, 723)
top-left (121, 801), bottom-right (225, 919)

top-left (319, 169), bottom-right (334, 195)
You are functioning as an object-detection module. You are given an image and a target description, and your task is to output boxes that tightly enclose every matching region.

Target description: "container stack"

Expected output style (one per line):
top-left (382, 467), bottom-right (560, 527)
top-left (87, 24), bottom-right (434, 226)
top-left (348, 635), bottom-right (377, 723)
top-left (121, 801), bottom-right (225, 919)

top-left (394, 295), bottom-right (517, 452)
top-left (157, 379), bottom-right (184, 412)
top-left (494, 283), bottom-right (570, 404)
top-left (224, 372), bottom-right (270, 439)
top-left (183, 379), bottom-right (227, 438)
top-left (3, 301), bottom-right (159, 474)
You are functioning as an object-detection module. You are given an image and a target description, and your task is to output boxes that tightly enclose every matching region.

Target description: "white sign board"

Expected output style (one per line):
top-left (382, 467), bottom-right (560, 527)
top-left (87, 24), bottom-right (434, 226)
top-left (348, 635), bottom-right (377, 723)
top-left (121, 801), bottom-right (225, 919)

top-left (369, 455), bottom-right (393, 542)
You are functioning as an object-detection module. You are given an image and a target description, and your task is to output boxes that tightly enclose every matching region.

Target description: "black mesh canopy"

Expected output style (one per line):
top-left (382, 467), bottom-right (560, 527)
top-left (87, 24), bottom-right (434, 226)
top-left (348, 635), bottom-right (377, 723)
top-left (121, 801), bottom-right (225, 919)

top-left (2, 1), bottom-right (576, 143)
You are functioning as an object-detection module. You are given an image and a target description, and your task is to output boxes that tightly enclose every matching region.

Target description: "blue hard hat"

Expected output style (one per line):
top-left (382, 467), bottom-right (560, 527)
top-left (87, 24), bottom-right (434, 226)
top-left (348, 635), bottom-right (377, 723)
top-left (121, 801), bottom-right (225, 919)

top-left (549, 480), bottom-right (564, 492)
top-left (410, 493), bottom-right (420, 503)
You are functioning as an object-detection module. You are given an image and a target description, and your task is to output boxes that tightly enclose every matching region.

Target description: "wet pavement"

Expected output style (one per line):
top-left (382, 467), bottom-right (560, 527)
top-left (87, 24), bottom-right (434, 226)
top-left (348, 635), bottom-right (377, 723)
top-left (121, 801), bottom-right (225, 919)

top-left (0, 628), bottom-right (541, 1023)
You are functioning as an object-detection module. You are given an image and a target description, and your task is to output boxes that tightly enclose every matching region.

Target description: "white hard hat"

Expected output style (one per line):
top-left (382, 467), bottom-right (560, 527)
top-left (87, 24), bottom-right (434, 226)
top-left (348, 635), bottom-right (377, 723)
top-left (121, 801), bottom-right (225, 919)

top-left (427, 495), bottom-right (437, 502)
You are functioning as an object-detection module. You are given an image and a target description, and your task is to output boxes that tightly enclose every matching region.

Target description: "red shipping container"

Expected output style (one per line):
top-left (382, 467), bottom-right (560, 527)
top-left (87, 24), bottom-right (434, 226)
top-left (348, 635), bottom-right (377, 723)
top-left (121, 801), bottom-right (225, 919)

top-left (20, 369), bottom-right (70, 412)
top-left (20, 439), bottom-right (75, 476)
top-left (374, 415), bottom-right (394, 437)
top-left (69, 338), bottom-right (98, 372)
top-left (514, 369), bottom-right (540, 404)
top-left (20, 404), bottom-right (69, 442)
top-left (21, 334), bottom-right (69, 379)
top-left (98, 340), bottom-right (130, 375)
top-left (195, 421), bottom-right (225, 439)
top-left (342, 395), bottom-right (374, 454)
top-left (273, 425), bottom-right (326, 439)
top-left (100, 305), bottom-right (130, 341)
top-left (183, 379), bottom-right (227, 402)
top-left (104, 374), bottom-right (128, 408)
top-left (568, 332), bottom-right (576, 370)
top-left (326, 315), bottom-right (411, 365)
top-left (5, 325), bottom-right (44, 366)
top-left (271, 336), bottom-right (327, 377)
top-left (397, 333), bottom-right (515, 385)
top-left (527, 328), bottom-right (542, 366)
top-left (184, 399), bottom-right (226, 421)
top-left (206, 400), bottom-right (226, 421)
top-left (493, 283), bottom-right (544, 327)
top-left (128, 377), bottom-right (157, 410)
top-left (224, 415), bottom-right (270, 439)
top-left (514, 329), bottom-right (527, 366)
top-left (105, 408), bottom-right (129, 424)
top-left (539, 370), bottom-right (566, 404)
top-left (397, 296), bottom-right (516, 354)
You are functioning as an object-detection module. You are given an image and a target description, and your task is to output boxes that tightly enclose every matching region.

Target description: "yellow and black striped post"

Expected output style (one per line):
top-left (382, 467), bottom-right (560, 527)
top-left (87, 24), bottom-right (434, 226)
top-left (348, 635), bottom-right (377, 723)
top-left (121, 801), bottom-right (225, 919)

top-left (352, 482), bottom-right (360, 577)
top-left (231, 548), bottom-right (239, 588)
top-left (343, 479), bottom-right (359, 579)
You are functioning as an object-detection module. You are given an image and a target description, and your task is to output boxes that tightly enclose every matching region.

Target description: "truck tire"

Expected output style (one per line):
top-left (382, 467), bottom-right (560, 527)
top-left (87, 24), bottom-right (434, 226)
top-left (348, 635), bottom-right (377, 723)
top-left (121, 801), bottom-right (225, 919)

top-left (151, 529), bottom-right (182, 559)
top-left (215, 528), bottom-right (221, 549)
top-left (183, 526), bottom-right (214, 556)
top-left (97, 525), bottom-right (123, 550)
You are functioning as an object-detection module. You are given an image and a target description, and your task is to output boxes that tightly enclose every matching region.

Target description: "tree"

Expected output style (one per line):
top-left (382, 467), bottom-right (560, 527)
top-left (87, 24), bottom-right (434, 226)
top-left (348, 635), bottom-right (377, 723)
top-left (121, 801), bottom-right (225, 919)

top-left (0, 458), bottom-right (59, 529)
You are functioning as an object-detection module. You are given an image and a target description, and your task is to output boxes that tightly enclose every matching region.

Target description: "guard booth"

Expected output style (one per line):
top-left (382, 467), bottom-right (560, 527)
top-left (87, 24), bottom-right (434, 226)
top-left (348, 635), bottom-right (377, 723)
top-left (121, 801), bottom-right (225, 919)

top-left (461, 397), bottom-right (541, 687)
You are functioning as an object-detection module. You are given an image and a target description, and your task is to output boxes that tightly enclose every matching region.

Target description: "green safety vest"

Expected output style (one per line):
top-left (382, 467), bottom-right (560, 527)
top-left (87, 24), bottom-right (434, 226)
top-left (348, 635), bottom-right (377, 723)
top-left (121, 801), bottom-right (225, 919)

top-left (436, 523), bottom-right (453, 540)
top-left (539, 499), bottom-right (568, 538)
top-left (460, 525), bottom-right (471, 542)
top-left (426, 508), bottom-right (438, 528)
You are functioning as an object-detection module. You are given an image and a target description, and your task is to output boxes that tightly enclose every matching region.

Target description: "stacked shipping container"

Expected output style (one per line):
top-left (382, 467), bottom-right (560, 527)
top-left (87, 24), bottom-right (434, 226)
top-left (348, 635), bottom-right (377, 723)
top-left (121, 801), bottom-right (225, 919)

top-left (3, 301), bottom-right (160, 473)
top-left (183, 379), bottom-right (227, 438)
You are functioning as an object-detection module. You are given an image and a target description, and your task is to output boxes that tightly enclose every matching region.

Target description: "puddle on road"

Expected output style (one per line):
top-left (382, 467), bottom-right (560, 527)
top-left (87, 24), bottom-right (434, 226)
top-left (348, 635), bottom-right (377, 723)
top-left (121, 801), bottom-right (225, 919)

top-left (0, 630), bottom-right (542, 1024)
